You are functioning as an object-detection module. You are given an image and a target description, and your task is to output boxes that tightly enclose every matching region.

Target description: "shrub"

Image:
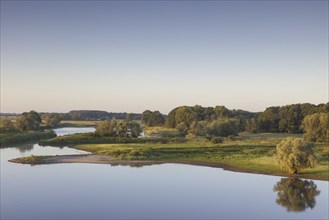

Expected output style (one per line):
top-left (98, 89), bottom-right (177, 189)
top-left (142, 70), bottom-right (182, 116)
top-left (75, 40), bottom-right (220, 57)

top-left (211, 137), bottom-right (223, 144)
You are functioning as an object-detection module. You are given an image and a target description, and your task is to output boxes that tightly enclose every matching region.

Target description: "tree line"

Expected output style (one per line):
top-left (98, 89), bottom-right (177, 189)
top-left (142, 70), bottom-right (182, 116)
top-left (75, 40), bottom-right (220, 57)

top-left (51, 110), bottom-right (142, 121)
top-left (1, 102), bottom-right (328, 142)
top-left (0, 111), bottom-right (61, 133)
top-left (141, 103), bottom-right (328, 141)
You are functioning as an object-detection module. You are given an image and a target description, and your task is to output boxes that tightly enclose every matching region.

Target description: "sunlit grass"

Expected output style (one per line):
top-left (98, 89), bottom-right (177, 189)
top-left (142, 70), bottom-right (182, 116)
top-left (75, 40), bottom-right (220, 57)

top-left (73, 136), bottom-right (329, 181)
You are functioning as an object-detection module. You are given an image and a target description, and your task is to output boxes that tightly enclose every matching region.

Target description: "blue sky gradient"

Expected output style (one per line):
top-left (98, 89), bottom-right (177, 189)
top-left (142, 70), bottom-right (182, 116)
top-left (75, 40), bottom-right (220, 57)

top-left (1, 1), bottom-right (328, 113)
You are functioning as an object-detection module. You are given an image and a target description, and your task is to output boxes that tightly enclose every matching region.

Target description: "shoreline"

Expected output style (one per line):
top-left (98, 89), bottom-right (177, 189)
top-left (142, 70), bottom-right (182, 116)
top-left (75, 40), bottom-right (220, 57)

top-left (9, 154), bottom-right (328, 181)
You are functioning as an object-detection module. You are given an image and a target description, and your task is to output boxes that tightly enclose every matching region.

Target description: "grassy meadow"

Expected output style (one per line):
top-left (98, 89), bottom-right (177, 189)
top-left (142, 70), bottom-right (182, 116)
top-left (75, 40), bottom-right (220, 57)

top-left (71, 133), bottom-right (328, 181)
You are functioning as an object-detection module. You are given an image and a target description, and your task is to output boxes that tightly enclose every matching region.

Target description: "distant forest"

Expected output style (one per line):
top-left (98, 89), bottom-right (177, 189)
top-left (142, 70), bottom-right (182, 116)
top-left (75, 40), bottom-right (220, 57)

top-left (1, 102), bottom-right (328, 135)
top-left (0, 111), bottom-right (142, 121)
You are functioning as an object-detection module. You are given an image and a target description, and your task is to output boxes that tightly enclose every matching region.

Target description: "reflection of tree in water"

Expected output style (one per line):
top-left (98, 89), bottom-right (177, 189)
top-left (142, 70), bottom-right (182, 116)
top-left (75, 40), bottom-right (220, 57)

top-left (18, 144), bottom-right (34, 153)
top-left (273, 178), bottom-right (320, 212)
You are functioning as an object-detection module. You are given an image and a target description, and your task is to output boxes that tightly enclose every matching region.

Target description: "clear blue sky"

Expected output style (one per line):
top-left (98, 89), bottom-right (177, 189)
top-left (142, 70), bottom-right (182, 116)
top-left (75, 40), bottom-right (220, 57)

top-left (1, 0), bottom-right (328, 114)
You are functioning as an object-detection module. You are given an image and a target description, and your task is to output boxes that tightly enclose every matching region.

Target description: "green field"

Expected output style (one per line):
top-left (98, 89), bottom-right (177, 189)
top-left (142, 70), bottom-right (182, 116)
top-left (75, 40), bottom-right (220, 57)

top-left (71, 134), bottom-right (329, 181)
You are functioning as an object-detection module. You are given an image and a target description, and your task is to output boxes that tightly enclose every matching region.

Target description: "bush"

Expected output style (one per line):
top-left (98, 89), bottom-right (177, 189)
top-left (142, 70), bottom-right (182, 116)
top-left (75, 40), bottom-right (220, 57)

top-left (226, 135), bottom-right (236, 141)
top-left (211, 137), bottom-right (223, 144)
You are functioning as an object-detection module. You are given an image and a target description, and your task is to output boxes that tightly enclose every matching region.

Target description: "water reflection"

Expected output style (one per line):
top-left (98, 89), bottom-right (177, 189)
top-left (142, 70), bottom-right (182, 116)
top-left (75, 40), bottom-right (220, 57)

top-left (17, 144), bottom-right (34, 153)
top-left (273, 178), bottom-right (320, 212)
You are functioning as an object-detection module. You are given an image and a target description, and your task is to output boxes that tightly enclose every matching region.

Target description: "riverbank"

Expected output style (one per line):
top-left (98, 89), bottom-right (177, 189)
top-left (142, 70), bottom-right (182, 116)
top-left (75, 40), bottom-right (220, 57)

top-left (9, 136), bottom-right (329, 181)
top-left (9, 154), bottom-right (162, 167)
top-left (0, 130), bottom-right (56, 147)
top-left (9, 153), bottom-right (329, 181)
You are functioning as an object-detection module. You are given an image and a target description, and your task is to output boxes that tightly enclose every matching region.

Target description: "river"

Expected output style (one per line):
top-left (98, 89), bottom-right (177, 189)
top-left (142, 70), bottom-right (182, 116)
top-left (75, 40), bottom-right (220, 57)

top-left (1, 127), bottom-right (328, 219)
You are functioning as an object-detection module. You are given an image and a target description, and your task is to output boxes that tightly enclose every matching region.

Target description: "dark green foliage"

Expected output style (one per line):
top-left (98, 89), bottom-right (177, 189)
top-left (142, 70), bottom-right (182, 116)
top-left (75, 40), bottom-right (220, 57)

top-left (211, 137), bottom-right (223, 144)
top-left (43, 113), bottom-right (61, 128)
top-left (61, 110), bottom-right (142, 121)
top-left (302, 113), bottom-right (329, 142)
top-left (258, 107), bottom-right (280, 132)
top-left (278, 105), bottom-right (302, 133)
top-left (15, 111), bottom-right (42, 132)
top-left (213, 106), bottom-right (231, 119)
top-left (258, 103), bottom-right (328, 133)
top-left (205, 119), bottom-right (239, 137)
top-left (0, 130), bottom-right (56, 147)
top-left (165, 105), bottom-right (254, 136)
top-left (226, 135), bottom-right (236, 141)
top-left (245, 118), bottom-right (259, 133)
top-left (273, 178), bottom-right (320, 212)
top-left (176, 122), bottom-right (189, 135)
top-left (141, 110), bottom-right (165, 126)
top-left (95, 120), bottom-right (142, 138)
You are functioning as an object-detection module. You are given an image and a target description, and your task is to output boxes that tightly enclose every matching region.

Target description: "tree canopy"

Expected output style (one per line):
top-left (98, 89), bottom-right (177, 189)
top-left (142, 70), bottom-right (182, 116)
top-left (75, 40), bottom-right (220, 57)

top-left (15, 111), bottom-right (42, 132)
top-left (275, 138), bottom-right (317, 174)
top-left (95, 119), bottom-right (142, 138)
top-left (141, 110), bottom-right (165, 127)
top-left (302, 113), bottom-right (329, 142)
top-left (43, 113), bottom-right (61, 128)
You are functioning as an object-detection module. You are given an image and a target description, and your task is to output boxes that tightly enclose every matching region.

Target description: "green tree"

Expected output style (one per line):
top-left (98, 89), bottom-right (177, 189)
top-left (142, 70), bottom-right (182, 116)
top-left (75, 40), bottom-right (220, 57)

top-left (258, 107), bottom-right (280, 132)
top-left (141, 110), bottom-right (165, 127)
top-left (95, 120), bottom-right (111, 136)
top-left (245, 118), bottom-right (258, 133)
top-left (116, 121), bottom-right (128, 137)
top-left (15, 111), bottom-right (42, 132)
top-left (44, 113), bottom-right (61, 127)
top-left (176, 122), bottom-right (189, 135)
top-left (205, 118), bottom-right (239, 137)
top-left (273, 178), bottom-right (320, 212)
top-left (213, 106), bottom-right (230, 119)
top-left (278, 104), bottom-right (302, 133)
top-left (126, 121), bottom-right (142, 137)
top-left (95, 119), bottom-right (141, 138)
top-left (302, 113), bottom-right (329, 142)
top-left (0, 118), bottom-right (16, 132)
top-left (275, 138), bottom-right (317, 174)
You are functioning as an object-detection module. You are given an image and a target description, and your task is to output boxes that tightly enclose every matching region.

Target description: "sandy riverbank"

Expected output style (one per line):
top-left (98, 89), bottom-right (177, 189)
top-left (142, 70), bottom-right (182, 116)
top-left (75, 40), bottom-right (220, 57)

top-left (9, 154), bottom-right (165, 166)
top-left (9, 154), bottom-right (328, 181)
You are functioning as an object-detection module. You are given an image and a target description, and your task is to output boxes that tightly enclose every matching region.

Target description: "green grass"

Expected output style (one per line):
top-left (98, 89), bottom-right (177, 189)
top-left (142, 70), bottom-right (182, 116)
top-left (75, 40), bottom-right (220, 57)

top-left (39, 132), bottom-right (186, 146)
top-left (0, 130), bottom-right (56, 147)
top-left (143, 126), bottom-right (182, 138)
top-left (72, 137), bottom-right (329, 181)
top-left (239, 132), bottom-right (303, 139)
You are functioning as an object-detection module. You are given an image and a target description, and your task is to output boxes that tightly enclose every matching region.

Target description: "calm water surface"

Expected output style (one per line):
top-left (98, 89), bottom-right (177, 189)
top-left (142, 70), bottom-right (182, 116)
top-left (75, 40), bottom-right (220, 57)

top-left (1, 127), bottom-right (328, 219)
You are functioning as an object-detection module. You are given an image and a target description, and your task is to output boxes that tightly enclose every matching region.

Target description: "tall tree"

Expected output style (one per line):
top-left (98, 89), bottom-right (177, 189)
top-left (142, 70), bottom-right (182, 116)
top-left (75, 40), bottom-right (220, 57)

top-left (44, 113), bottom-right (61, 127)
top-left (15, 111), bottom-right (42, 132)
top-left (141, 110), bottom-right (165, 127)
top-left (302, 113), bottom-right (329, 142)
top-left (276, 138), bottom-right (317, 174)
